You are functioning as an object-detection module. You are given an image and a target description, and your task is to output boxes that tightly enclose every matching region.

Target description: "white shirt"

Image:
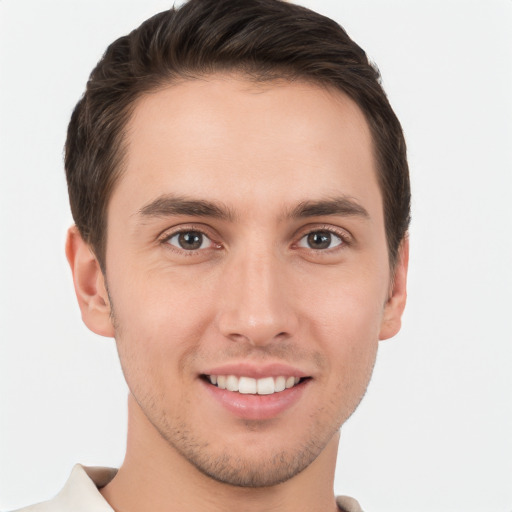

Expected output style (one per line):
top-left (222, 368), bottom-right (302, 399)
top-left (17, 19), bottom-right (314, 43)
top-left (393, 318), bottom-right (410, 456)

top-left (12, 464), bottom-right (363, 512)
top-left (12, 465), bottom-right (116, 512)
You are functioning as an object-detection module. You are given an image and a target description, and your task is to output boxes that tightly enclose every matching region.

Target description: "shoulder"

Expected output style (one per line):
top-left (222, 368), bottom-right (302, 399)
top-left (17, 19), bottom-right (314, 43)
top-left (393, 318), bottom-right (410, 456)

top-left (9, 465), bottom-right (117, 512)
top-left (336, 495), bottom-right (364, 512)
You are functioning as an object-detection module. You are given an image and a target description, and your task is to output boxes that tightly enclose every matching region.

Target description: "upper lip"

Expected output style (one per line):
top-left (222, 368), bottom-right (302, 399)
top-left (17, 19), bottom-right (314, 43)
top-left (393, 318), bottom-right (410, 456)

top-left (201, 362), bottom-right (310, 379)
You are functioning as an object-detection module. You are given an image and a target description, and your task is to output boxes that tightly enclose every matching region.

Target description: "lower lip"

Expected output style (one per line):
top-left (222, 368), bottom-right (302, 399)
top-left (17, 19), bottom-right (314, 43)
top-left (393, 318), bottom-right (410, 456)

top-left (202, 379), bottom-right (309, 421)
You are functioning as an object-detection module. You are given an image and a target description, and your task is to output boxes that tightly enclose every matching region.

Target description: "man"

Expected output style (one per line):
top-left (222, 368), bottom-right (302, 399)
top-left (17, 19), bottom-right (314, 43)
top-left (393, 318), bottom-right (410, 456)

top-left (15, 0), bottom-right (410, 510)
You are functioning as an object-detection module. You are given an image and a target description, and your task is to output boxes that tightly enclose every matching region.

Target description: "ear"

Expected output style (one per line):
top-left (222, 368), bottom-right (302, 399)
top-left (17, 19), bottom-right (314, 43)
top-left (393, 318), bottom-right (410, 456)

top-left (65, 226), bottom-right (115, 338)
top-left (379, 237), bottom-right (409, 341)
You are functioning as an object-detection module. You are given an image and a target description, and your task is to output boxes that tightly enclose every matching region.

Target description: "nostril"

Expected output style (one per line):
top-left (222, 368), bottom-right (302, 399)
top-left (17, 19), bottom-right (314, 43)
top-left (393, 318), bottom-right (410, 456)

top-left (226, 331), bottom-right (291, 345)
top-left (227, 333), bottom-right (250, 343)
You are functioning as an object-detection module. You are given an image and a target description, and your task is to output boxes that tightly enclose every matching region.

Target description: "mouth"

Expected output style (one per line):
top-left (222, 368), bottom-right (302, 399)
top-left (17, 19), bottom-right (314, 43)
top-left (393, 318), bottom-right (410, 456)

top-left (200, 368), bottom-right (312, 420)
top-left (202, 374), bottom-right (309, 395)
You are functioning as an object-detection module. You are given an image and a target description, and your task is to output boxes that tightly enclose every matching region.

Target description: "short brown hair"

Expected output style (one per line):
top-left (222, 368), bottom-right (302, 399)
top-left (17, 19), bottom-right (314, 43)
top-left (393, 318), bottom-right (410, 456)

top-left (65, 0), bottom-right (410, 271)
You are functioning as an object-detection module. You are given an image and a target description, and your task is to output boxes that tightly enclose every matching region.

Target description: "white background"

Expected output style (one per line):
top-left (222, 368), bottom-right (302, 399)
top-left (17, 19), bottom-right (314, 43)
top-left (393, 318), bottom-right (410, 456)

top-left (1, 1), bottom-right (511, 510)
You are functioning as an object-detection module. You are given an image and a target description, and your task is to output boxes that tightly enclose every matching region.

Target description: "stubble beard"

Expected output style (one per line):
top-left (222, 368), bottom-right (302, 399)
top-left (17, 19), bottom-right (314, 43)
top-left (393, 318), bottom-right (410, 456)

top-left (143, 399), bottom-right (341, 488)
top-left (126, 359), bottom-right (374, 488)
top-left (107, 288), bottom-right (375, 489)
top-left (118, 350), bottom-right (371, 489)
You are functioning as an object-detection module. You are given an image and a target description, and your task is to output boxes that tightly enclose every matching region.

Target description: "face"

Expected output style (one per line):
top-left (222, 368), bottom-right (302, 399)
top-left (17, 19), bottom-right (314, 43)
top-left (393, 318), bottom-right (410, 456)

top-left (92, 75), bottom-right (406, 487)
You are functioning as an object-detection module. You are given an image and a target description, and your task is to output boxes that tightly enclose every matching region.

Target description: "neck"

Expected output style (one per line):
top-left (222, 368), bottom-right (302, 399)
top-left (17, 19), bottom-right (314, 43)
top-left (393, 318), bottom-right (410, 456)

top-left (100, 394), bottom-right (340, 512)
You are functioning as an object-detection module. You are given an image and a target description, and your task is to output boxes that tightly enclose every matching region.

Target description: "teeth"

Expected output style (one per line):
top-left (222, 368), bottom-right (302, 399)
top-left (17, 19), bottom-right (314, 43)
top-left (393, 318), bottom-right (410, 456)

top-left (257, 376), bottom-right (274, 395)
top-left (239, 376), bottom-right (257, 394)
top-left (226, 375), bottom-right (239, 392)
top-left (217, 375), bottom-right (226, 389)
top-left (274, 376), bottom-right (286, 392)
top-left (207, 375), bottom-right (303, 395)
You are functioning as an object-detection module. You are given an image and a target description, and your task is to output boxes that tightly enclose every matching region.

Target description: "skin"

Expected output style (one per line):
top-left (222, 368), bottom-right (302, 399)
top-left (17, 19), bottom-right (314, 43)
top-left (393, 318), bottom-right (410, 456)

top-left (66, 74), bottom-right (408, 512)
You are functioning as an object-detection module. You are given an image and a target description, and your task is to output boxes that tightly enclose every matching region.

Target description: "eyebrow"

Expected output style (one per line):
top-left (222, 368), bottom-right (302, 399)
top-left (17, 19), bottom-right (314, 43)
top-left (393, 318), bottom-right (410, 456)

top-left (287, 196), bottom-right (370, 220)
top-left (136, 194), bottom-right (369, 223)
top-left (137, 194), bottom-right (235, 221)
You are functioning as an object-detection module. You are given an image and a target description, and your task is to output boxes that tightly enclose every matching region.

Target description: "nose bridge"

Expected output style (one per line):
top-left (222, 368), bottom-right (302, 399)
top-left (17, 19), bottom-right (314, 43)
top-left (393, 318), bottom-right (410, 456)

top-left (217, 241), bottom-right (297, 344)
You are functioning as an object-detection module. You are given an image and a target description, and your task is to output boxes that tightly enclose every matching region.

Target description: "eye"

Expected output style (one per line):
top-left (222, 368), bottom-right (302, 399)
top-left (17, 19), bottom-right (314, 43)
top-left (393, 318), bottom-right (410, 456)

top-left (166, 230), bottom-right (214, 251)
top-left (297, 230), bottom-right (343, 250)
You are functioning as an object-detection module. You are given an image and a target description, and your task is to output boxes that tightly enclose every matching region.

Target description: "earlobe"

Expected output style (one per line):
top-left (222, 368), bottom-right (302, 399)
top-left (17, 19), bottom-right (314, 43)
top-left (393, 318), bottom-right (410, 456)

top-left (379, 237), bottom-right (409, 341)
top-left (65, 226), bottom-right (115, 338)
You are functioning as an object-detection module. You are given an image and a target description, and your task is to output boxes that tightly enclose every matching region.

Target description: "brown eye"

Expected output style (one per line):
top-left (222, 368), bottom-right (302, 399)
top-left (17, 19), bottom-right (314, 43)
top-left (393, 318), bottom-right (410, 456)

top-left (298, 230), bottom-right (343, 250)
top-left (167, 231), bottom-right (212, 251)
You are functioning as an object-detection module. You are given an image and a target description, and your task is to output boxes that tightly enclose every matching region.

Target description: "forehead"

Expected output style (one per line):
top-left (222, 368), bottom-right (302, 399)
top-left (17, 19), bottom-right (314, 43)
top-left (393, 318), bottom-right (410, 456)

top-left (113, 74), bottom-right (381, 219)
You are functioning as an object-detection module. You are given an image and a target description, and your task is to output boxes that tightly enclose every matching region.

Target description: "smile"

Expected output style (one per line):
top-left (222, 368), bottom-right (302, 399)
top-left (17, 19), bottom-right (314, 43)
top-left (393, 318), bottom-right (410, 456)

top-left (206, 375), bottom-right (304, 395)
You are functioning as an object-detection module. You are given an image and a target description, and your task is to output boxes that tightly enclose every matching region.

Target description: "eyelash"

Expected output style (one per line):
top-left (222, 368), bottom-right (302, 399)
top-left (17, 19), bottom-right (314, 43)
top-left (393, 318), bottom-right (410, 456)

top-left (158, 224), bottom-right (352, 255)
top-left (295, 225), bottom-right (352, 252)
top-left (159, 225), bottom-right (221, 255)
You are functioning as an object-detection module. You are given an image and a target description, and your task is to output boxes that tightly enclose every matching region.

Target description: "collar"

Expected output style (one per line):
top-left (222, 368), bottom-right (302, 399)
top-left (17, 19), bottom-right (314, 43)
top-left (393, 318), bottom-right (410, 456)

top-left (45, 464), bottom-right (116, 511)
top-left (23, 464), bottom-right (363, 512)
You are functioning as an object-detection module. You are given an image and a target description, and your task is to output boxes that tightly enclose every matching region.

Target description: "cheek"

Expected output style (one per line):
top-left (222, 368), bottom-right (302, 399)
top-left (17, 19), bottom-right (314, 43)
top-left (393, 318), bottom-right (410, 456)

top-left (307, 274), bottom-right (386, 341)
top-left (304, 275), bottom-right (384, 384)
top-left (110, 258), bottom-right (216, 330)
top-left (108, 269), bottom-right (216, 385)
top-left (316, 294), bottom-right (381, 419)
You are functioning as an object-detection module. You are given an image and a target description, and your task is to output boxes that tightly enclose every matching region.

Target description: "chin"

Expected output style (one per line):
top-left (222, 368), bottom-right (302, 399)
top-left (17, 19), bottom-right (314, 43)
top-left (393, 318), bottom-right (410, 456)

top-left (177, 443), bottom-right (321, 488)
top-left (152, 408), bottom-right (344, 489)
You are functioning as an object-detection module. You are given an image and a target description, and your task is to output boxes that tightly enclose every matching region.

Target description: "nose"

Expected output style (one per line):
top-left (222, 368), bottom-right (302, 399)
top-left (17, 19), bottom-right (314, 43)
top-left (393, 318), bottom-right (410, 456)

top-left (216, 247), bottom-right (298, 346)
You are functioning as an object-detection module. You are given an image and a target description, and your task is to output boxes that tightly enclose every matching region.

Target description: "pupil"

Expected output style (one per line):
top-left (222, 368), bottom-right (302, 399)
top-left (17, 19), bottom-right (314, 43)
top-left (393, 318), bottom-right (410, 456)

top-left (307, 231), bottom-right (331, 249)
top-left (179, 231), bottom-right (202, 250)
